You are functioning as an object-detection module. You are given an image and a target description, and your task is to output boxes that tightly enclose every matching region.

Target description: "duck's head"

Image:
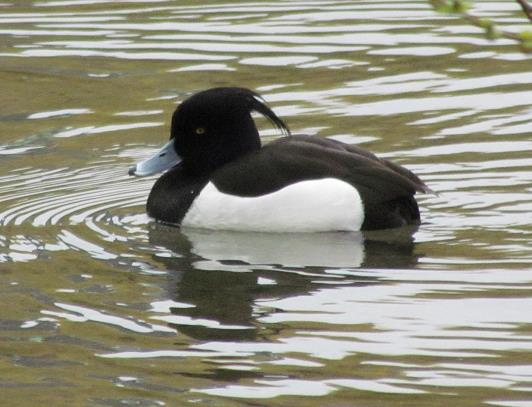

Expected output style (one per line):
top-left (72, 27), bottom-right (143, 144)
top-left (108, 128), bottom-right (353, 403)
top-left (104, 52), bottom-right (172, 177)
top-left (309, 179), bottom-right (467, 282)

top-left (129, 87), bottom-right (290, 177)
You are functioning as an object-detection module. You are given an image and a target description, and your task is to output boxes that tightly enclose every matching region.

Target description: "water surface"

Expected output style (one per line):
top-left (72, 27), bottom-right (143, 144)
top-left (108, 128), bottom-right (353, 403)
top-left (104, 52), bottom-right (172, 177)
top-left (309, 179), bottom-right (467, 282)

top-left (1, 1), bottom-right (531, 406)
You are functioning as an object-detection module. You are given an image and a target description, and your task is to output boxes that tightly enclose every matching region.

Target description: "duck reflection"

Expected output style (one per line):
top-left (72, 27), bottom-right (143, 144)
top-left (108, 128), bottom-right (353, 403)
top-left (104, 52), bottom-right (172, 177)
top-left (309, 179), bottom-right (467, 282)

top-left (148, 225), bottom-right (419, 341)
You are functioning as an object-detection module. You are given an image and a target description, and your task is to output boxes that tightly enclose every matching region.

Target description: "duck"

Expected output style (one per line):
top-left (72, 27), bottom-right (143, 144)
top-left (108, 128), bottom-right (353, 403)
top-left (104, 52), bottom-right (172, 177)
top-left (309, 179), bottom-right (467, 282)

top-left (129, 87), bottom-right (430, 232)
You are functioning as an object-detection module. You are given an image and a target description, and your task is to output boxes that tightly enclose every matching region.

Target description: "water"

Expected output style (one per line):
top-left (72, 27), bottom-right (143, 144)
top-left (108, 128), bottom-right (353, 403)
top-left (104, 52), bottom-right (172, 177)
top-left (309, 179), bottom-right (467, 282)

top-left (1, 0), bottom-right (531, 405)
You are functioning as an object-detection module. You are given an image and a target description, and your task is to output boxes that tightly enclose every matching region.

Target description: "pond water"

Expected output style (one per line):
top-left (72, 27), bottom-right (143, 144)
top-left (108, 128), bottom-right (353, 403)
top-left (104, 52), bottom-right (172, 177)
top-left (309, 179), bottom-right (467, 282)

top-left (1, 0), bottom-right (531, 405)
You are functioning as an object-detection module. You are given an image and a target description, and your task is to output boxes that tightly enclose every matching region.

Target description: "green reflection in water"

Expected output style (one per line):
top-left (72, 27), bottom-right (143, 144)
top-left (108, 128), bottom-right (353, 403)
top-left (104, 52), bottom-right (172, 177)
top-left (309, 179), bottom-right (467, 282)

top-left (0, 0), bottom-right (531, 406)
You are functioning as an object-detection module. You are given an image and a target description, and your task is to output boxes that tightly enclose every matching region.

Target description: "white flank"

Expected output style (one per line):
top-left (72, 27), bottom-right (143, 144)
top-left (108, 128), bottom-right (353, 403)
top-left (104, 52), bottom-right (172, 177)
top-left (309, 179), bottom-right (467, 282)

top-left (181, 178), bottom-right (364, 232)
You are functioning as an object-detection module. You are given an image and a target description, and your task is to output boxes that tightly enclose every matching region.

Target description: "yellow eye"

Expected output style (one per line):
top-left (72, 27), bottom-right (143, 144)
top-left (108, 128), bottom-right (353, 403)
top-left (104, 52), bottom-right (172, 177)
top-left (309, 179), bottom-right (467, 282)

top-left (195, 127), bottom-right (205, 135)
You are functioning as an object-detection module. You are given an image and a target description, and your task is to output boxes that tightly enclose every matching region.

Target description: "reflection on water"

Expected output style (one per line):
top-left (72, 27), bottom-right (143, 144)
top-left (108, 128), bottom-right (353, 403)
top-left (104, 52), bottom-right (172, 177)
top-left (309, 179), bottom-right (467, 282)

top-left (1, 0), bottom-right (531, 406)
top-left (146, 225), bottom-right (418, 341)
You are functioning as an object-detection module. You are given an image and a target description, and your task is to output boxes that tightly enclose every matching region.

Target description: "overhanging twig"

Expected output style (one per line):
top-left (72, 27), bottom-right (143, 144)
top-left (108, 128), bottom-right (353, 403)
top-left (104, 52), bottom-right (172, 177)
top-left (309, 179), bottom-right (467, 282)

top-left (515, 0), bottom-right (532, 22)
top-left (430, 0), bottom-right (532, 51)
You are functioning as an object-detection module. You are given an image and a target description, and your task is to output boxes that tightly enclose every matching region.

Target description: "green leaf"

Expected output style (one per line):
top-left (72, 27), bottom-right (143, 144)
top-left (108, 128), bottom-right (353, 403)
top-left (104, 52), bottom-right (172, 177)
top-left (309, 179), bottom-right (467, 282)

top-left (477, 18), bottom-right (494, 29)
top-left (431, 0), bottom-right (471, 14)
top-left (431, 0), bottom-right (455, 13)
top-left (519, 30), bottom-right (532, 41)
top-left (452, 0), bottom-right (471, 13)
top-left (485, 24), bottom-right (501, 40)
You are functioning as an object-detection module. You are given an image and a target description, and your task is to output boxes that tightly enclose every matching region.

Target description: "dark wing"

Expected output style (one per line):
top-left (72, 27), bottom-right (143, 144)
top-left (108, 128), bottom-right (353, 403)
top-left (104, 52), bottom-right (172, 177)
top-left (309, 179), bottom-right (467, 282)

top-left (212, 135), bottom-right (429, 204)
top-left (211, 135), bottom-right (430, 230)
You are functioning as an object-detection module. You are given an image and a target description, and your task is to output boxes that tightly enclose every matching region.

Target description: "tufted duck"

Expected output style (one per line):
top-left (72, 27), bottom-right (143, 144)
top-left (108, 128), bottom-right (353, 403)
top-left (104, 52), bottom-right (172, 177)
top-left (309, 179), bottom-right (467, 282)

top-left (129, 87), bottom-right (430, 232)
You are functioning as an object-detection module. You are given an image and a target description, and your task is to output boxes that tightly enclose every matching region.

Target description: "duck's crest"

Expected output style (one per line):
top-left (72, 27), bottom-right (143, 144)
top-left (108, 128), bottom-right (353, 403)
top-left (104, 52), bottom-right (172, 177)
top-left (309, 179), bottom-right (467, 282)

top-left (244, 88), bottom-right (291, 137)
top-left (179, 87), bottom-right (291, 137)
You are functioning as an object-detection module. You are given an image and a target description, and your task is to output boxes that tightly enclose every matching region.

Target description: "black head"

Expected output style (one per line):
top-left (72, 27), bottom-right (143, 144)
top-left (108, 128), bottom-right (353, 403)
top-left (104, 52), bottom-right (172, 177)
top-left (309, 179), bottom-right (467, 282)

top-left (170, 87), bottom-right (290, 175)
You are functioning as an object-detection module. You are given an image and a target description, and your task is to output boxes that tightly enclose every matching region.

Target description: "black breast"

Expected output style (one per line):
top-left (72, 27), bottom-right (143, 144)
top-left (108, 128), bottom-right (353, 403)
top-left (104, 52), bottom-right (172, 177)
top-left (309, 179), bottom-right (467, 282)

top-left (147, 165), bottom-right (208, 224)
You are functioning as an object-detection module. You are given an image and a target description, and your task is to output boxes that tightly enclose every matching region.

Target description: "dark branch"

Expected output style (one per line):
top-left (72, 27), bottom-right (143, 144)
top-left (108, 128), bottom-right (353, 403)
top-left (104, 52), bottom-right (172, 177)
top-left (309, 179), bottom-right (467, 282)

top-left (516, 0), bottom-right (532, 22)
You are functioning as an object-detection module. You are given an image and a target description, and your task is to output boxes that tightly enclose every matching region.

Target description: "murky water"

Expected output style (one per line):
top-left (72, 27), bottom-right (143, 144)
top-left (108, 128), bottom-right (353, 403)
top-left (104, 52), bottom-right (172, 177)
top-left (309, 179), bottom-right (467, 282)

top-left (1, 0), bottom-right (531, 405)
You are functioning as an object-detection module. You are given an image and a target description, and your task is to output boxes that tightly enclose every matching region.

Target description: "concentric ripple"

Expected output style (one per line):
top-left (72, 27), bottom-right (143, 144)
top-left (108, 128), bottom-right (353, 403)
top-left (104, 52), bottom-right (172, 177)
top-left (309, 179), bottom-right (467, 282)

top-left (1, 1), bottom-right (532, 406)
top-left (0, 166), bottom-right (142, 227)
top-left (0, 158), bottom-right (167, 264)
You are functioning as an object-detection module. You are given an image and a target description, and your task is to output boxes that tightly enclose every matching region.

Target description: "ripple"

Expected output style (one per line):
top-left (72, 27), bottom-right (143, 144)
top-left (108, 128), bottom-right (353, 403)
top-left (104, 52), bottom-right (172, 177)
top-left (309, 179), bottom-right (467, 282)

top-left (0, 165), bottom-right (146, 227)
top-left (240, 56), bottom-right (317, 66)
top-left (2, 48), bottom-right (235, 61)
top-left (0, 0), bottom-right (516, 71)
top-left (329, 91), bottom-right (532, 116)
top-left (27, 108), bottom-right (93, 119)
top-left (368, 46), bottom-right (456, 56)
top-left (1, 1), bottom-right (532, 405)
top-left (195, 377), bottom-right (425, 398)
top-left (52, 122), bottom-right (162, 138)
top-left (0, 161), bottom-right (157, 264)
top-left (0, 145), bottom-right (45, 155)
top-left (36, 0), bottom-right (169, 5)
top-left (42, 302), bottom-right (174, 333)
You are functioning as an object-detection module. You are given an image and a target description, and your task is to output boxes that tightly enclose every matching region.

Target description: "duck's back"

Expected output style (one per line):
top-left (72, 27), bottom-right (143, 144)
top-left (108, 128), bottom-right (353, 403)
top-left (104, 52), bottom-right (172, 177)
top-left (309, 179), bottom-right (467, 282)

top-left (208, 135), bottom-right (428, 230)
top-left (148, 136), bottom-right (428, 231)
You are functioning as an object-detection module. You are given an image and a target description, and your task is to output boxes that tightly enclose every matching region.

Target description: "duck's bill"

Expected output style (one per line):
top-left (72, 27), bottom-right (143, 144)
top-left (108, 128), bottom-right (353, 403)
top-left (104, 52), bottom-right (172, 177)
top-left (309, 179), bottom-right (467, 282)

top-left (128, 139), bottom-right (182, 177)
